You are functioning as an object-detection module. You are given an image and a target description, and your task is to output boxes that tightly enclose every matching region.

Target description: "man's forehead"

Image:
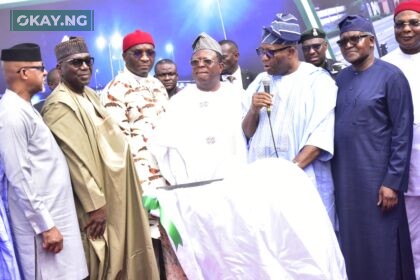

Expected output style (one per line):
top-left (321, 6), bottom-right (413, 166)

top-left (128, 43), bottom-right (154, 51)
top-left (192, 49), bottom-right (217, 58)
top-left (157, 63), bottom-right (176, 71)
top-left (340, 31), bottom-right (366, 37)
top-left (302, 37), bottom-right (325, 46)
top-left (260, 43), bottom-right (287, 49)
top-left (63, 52), bottom-right (90, 60)
top-left (221, 43), bottom-right (236, 51)
top-left (395, 10), bottom-right (420, 20)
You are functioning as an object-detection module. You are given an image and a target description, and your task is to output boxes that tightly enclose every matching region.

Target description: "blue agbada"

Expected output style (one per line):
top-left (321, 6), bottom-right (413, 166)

top-left (0, 161), bottom-right (21, 280)
top-left (332, 59), bottom-right (415, 279)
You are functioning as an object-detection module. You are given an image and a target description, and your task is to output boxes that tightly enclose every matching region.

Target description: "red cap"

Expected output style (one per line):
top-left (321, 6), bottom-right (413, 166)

top-left (122, 30), bottom-right (155, 52)
top-left (394, 0), bottom-right (420, 17)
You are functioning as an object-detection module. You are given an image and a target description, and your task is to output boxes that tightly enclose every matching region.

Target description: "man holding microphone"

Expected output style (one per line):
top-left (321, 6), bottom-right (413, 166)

top-left (242, 13), bottom-right (338, 228)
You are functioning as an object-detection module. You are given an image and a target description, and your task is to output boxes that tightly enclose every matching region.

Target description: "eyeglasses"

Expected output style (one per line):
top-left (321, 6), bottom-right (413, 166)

top-left (302, 43), bottom-right (324, 52)
top-left (64, 57), bottom-right (94, 67)
top-left (128, 49), bottom-right (156, 59)
top-left (16, 65), bottom-right (45, 73)
top-left (156, 72), bottom-right (177, 78)
top-left (394, 19), bottom-right (420, 29)
top-left (337, 35), bottom-right (371, 47)
top-left (190, 58), bottom-right (216, 67)
top-left (256, 46), bottom-right (291, 58)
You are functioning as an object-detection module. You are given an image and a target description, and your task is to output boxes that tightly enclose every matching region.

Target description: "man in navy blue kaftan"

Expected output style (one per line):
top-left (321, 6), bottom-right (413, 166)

top-left (331, 15), bottom-right (416, 280)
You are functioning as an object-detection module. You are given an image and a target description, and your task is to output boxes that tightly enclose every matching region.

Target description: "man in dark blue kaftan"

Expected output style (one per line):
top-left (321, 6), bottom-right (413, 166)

top-left (332, 15), bottom-right (416, 280)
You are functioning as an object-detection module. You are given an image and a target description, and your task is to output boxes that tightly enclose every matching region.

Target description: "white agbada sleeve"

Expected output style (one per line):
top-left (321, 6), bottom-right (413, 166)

top-left (156, 158), bottom-right (347, 279)
top-left (301, 70), bottom-right (337, 160)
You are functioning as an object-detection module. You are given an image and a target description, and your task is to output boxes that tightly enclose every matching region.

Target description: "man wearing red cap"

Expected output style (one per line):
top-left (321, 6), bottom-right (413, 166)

top-left (383, 0), bottom-right (420, 277)
top-left (101, 29), bottom-right (168, 194)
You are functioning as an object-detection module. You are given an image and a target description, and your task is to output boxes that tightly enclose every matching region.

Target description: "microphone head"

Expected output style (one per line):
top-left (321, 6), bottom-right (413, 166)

top-left (262, 76), bottom-right (271, 87)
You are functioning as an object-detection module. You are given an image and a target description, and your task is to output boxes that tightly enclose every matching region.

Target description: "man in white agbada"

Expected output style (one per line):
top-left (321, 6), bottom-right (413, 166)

top-left (382, 1), bottom-right (420, 277)
top-left (242, 13), bottom-right (337, 227)
top-left (0, 43), bottom-right (87, 279)
top-left (150, 32), bottom-right (247, 185)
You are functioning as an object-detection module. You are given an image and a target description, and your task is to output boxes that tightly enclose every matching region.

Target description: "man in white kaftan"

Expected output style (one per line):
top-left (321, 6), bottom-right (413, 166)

top-left (0, 43), bottom-right (87, 279)
top-left (382, 1), bottom-right (420, 277)
top-left (150, 33), bottom-right (247, 185)
top-left (242, 14), bottom-right (337, 227)
top-left (151, 82), bottom-right (247, 185)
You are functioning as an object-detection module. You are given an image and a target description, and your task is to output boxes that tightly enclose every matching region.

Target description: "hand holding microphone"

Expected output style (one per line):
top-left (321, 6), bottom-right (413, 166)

top-left (262, 76), bottom-right (272, 116)
top-left (250, 76), bottom-right (273, 115)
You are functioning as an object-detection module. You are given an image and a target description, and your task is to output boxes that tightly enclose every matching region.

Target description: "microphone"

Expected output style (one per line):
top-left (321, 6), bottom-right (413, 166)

top-left (261, 76), bottom-right (271, 115)
top-left (261, 76), bottom-right (279, 158)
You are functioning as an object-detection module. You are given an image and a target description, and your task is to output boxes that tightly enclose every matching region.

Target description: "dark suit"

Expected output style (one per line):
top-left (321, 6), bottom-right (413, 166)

top-left (241, 69), bottom-right (257, 90)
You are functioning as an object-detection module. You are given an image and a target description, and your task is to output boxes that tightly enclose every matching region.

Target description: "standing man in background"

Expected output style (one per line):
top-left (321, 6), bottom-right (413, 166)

top-left (154, 58), bottom-right (181, 98)
top-left (34, 67), bottom-right (60, 112)
top-left (42, 36), bottom-right (159, 279)
top-left (383, 1), bottom-right (420, 277)
top-left (46, 67), bottom-right (60, 91)
top-left (101, 29), bottom-right (168, 194)
top-left (219, 39), bottom-right (256, 90)
top-left (332, 15), bottom-right (415, 280)
top-left (0, 43), bottom-right (87, 279)
top-left (300, 27), bottom-right (345, 79)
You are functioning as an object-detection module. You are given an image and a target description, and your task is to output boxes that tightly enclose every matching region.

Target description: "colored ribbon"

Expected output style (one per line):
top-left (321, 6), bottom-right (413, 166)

top-left (142, 195), bottom-right (183, 249)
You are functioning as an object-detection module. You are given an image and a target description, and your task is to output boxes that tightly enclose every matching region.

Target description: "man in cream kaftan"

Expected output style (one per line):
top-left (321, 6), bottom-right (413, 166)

top-left (42, 36), bottom-right (159, 279)
top-left (43, 82), bottom-right (159, 279)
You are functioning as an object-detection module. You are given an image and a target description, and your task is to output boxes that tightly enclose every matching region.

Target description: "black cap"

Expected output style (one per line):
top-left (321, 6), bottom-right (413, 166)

top-left (1, 43), bottom-right (42, 62)
top-left (300, 28), bottom-right (326, 43)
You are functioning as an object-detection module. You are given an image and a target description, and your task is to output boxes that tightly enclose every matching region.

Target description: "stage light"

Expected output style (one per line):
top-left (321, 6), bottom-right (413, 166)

top-left (96, 36), bottom-right (106, 51)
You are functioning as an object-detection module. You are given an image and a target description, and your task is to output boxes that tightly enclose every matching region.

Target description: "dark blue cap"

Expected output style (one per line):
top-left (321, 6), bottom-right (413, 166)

top-left (338, 15), bottom-right (375, 35)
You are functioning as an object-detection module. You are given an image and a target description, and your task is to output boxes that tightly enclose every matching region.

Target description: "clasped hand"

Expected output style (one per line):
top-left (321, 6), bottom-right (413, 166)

top-left (377, 186), bottom-right (398, 212)
top-left (84, 205), bottom-right (107, 240)
top-left (42, 226), bottom-right (63, 254)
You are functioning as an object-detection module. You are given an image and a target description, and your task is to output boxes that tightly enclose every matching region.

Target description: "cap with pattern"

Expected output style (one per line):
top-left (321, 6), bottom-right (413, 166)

top-left (55, 36), bottom-right (89, 62)
top-left (261, 13), bottom-right (301, 44)
top-left (192, 32), bottom-right (222, 55)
